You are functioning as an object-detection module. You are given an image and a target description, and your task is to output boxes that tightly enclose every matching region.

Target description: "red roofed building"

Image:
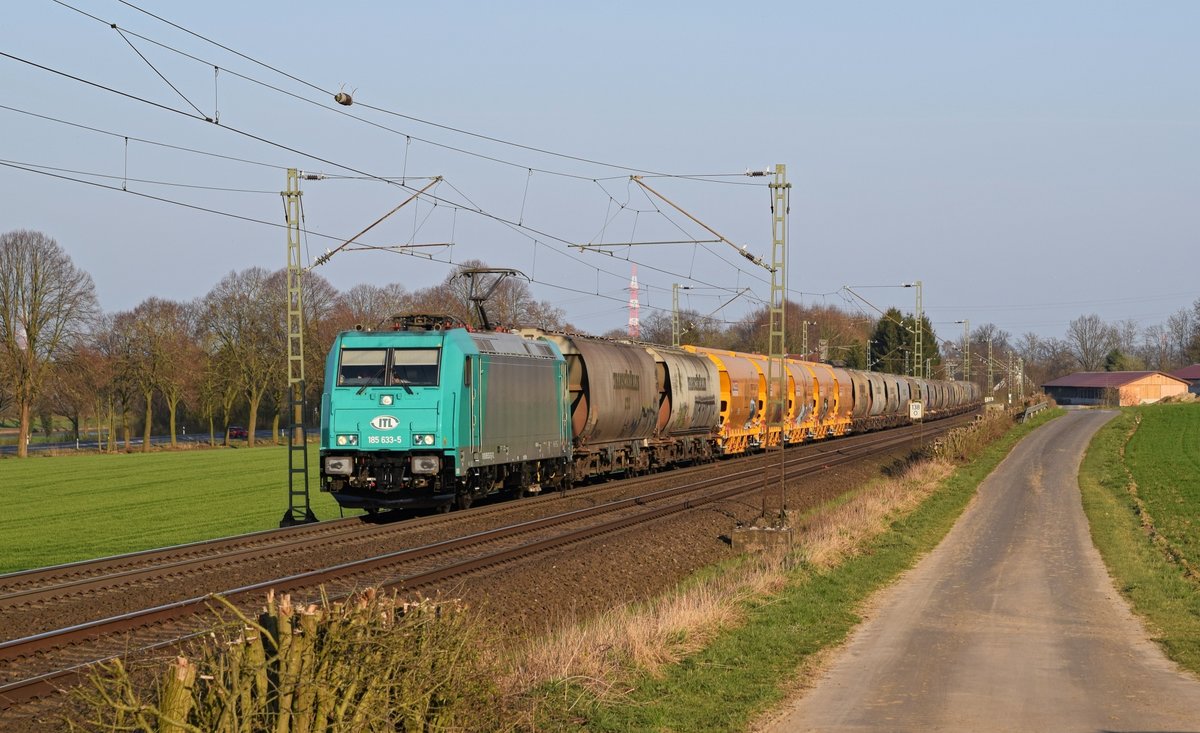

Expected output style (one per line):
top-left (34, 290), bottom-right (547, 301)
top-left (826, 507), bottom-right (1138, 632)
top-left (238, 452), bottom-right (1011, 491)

top-left (1042, 371), bottom-right (1189, 407)
top-left (1170, 364), bottom-right (1200, 395)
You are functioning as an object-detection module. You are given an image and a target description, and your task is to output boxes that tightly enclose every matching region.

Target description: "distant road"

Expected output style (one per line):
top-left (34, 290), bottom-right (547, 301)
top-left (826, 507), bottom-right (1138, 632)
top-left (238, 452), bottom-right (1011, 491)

top-left (764, 410), bottom-right (1200, 732)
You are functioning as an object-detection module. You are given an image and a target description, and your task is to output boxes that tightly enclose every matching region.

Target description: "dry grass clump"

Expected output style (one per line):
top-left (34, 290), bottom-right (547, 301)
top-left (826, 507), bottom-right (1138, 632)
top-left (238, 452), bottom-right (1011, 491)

top-left (509, 555), bottom-right (789, 698)
top-left (931, 411), bottom-right (1013, 462)
top-left (69, 588), bottom-right (497, 732)
top-left (1158, 392), bottom-right (1197, 404)
top-left (794, 458), bottom-right (955, 569)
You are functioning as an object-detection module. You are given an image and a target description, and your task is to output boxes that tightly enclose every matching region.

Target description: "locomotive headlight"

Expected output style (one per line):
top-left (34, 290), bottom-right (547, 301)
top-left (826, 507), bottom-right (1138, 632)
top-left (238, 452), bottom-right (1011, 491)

top-left (335, 434), bottom-right (359, 446)
top-left (413, 433), bottom-right (435, 446)
top-left (411, 455), bottom-right (440, 474)
top-left (380, 395), bottom-right (393, 406)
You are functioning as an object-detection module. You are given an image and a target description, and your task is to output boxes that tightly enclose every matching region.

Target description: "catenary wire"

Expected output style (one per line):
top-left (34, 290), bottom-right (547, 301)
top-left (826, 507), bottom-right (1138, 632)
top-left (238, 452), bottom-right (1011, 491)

top-left (434, 178), bottom-right (768, 307)
top-left (0, 158), bottom-right (278, 194)
top-left (51, 0), bottom-right (766, 187)
top-left (3, 48), bottom-right (770, 321)
top-left (16, 11), bottom-right (777, 298)
top-left (2, 88), bottom-right (758, 319)
top-left (3, 48), bottom-right (762, 302)
top-left (0, 158), bottom-right (753, 328)
top-left (108, 0), bottom-right (767, 186)
top-left (0, 103), bottom-right (285, 170)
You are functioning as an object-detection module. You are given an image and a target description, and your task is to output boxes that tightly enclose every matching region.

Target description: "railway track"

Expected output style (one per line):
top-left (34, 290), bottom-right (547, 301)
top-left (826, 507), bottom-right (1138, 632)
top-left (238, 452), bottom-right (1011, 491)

top-left (0, 464), bottom-right (722, 641)
top-left (0, 437), bottom-right (834, 624)
top-left (0, 414), bottom-right (962, 640)
top-left (0, 413), bottom-right (973, 720)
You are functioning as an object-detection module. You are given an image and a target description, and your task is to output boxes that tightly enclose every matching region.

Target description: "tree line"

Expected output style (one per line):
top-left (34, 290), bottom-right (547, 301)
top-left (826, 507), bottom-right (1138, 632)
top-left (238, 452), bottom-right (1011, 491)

top-left (3, 229), bottom-right (1198, 457)
top-left (0, 231), bottom-right (566, 457)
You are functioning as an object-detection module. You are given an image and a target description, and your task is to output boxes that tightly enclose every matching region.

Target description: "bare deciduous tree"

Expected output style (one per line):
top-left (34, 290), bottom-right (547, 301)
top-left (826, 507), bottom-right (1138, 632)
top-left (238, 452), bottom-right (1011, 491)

top-left (1044, 337), bottom-right (1080, 378)
top-left (110, 307), bottom-right (161, 453)
top-left (42, 344), bottom-right (101, 442)
top-left (0, 230), bottom-right (98, 457)
top-left (1187, 298), bottom-right (1200, 364)
top-left (297, 271), bottom-right (341, 405)
top-left (1166, 307), bottom-right (1194, 369)
top-left (130, 298), bottom-right (200, 448)
top-left (338, 282), bottom-right (411, 330)
top-left (202, 268), bottom-right (281, 447)
top-left (1066, 313), bottom-right (1116, 371)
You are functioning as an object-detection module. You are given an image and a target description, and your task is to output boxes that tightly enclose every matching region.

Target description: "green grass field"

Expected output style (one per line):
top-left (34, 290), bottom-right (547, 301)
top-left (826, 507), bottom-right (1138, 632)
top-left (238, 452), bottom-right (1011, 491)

top-left (1123, 404), bottom-right (1200, 566)
top-left (1079, 403), bottom-right (1200, 673)
top-left (0, 446), bottom-right (356, 574)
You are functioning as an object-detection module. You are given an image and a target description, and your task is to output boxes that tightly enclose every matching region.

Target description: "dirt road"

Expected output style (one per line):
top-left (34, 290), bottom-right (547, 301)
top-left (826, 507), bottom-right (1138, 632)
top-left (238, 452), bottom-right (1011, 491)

top-left (763, 409), bottom-right (1200, 733)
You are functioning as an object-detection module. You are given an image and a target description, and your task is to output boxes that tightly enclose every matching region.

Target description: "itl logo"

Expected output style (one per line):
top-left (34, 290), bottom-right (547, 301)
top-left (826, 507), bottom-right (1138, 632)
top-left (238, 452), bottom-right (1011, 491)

top-left (371, 415), bottom-right (399, 431)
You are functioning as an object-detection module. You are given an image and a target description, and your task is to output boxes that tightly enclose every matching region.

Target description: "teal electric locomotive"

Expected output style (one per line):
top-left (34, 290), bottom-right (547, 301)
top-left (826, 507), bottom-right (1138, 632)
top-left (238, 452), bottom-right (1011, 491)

top-left (319, 315), bottom-right (571, 512)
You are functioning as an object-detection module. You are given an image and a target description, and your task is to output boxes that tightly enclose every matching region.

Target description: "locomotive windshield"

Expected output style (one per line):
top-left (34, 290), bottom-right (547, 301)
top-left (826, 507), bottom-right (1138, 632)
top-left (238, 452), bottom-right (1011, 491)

top-left (338, 349), bottom-right (387, 386)
top-left (336, 347), bottom-right (440, 387)
top-left (392, 348), bottom-right (440, 386)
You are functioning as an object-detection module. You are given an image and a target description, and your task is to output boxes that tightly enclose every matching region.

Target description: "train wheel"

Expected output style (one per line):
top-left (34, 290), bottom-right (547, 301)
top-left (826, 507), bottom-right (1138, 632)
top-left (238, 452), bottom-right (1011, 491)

top-left (456, 491), bottom-right (474, 510)
top-left (513, 464), bottom-right (533, 499)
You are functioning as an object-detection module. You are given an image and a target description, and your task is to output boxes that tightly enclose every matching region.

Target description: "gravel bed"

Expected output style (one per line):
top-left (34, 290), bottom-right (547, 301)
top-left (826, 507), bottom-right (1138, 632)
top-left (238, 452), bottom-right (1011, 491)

top-left (455, 447), bottom-right (917, 636)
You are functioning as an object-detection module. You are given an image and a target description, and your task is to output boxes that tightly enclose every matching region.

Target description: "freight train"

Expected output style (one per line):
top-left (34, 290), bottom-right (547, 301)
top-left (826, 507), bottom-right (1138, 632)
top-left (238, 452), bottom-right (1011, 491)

top-left (319, 314), bottom-right (982, 513)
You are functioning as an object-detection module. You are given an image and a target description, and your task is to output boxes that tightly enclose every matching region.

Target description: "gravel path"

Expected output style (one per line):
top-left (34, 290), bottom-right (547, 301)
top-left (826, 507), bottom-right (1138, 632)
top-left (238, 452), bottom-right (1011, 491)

top-left (762, 410), bottom-right (1200, 733)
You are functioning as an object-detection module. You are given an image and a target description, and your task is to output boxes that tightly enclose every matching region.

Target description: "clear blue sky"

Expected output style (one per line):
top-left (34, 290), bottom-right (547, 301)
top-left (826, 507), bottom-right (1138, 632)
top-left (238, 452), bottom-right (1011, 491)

top-left (2, 1), bottom-right (1196, 343)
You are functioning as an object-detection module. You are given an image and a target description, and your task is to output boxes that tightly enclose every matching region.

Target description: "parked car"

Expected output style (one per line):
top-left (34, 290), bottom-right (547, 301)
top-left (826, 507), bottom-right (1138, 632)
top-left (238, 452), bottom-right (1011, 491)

top-left (228, 426), bottom-right (248, 439)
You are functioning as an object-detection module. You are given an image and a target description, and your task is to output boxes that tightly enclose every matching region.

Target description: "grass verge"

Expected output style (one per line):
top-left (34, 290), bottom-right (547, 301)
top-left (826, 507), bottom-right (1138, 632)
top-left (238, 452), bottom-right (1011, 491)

top-left (0, 446), bottom-right (356, 574)
top-left (519, 408), bottom-right (1062, 732)
top-left (1078, 403), bottom-right (1200, 673)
